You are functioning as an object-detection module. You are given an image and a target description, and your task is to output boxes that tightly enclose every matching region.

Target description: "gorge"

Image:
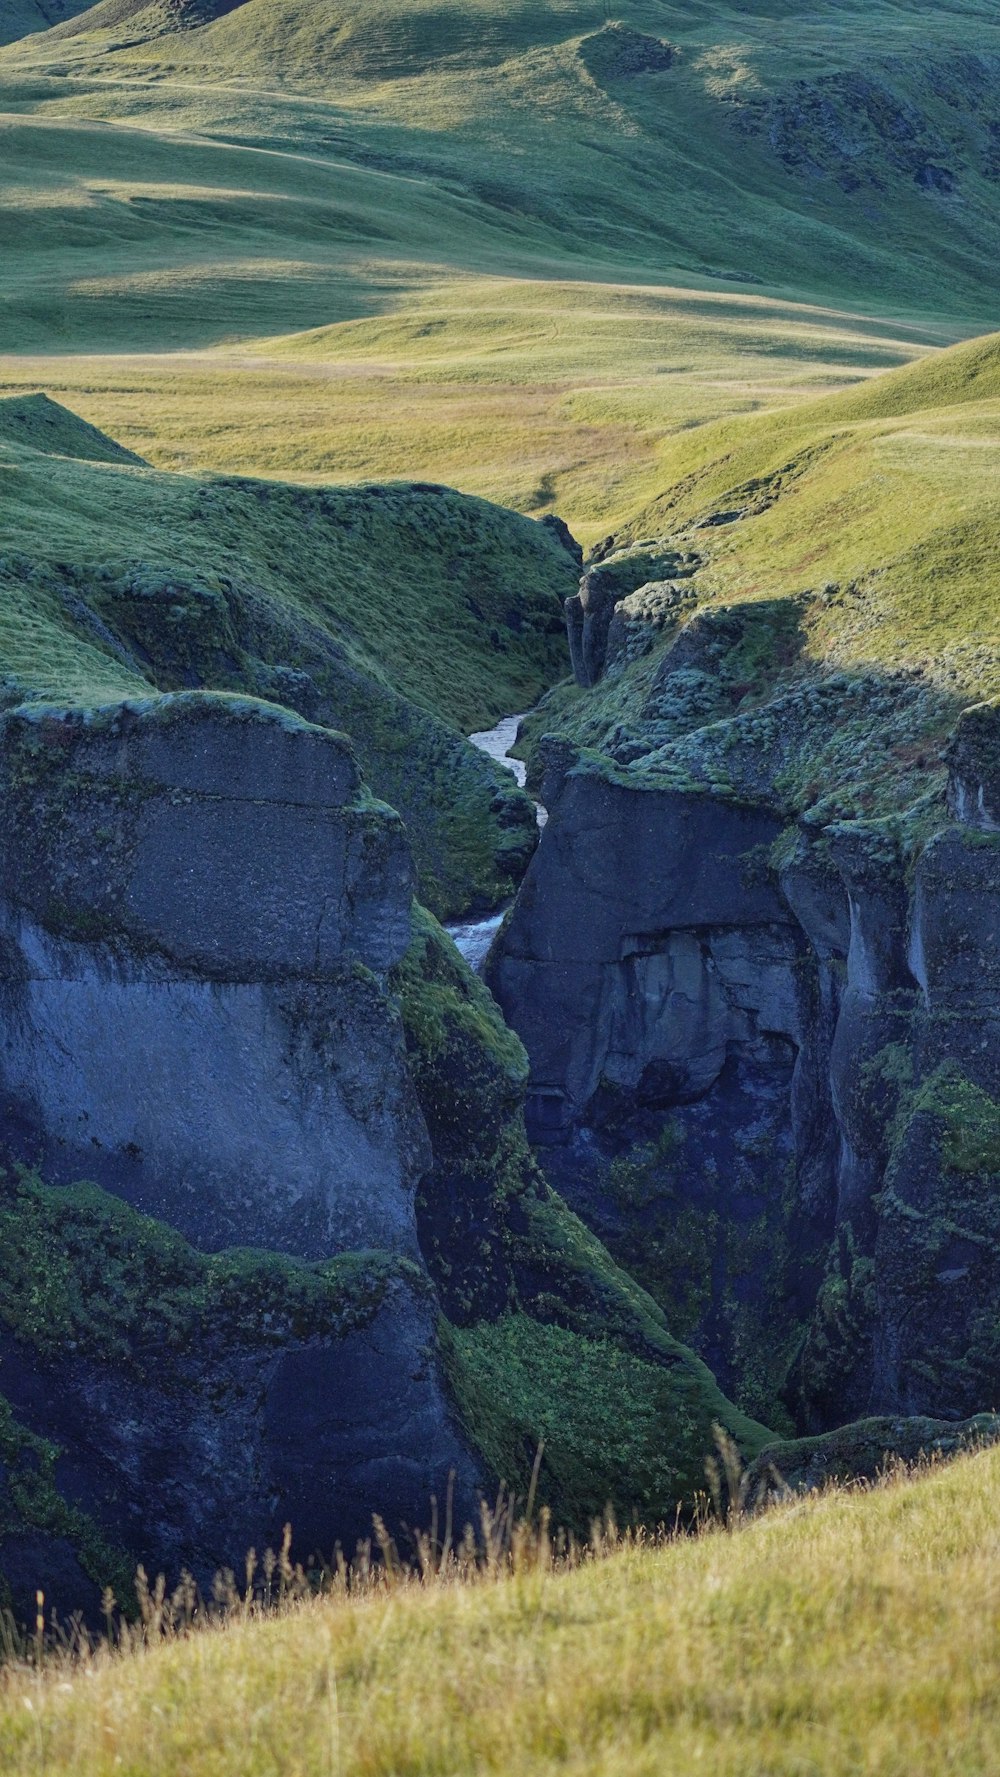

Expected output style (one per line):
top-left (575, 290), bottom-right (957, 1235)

top-left (2, 366), bottom-right (1000, 1624)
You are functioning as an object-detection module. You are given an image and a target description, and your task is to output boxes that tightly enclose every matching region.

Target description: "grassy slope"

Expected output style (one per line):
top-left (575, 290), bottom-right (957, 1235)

top-left (1, 0), bottom-right (998, 535)
top-left (3, 1445), bottom-right (1000, 1774)
top-left (522, 328), bottom-right (1000, 833)
top-left (616, 328), bottom-right (1000, 696)
top-left (0, 395), bottom-right (571, 722)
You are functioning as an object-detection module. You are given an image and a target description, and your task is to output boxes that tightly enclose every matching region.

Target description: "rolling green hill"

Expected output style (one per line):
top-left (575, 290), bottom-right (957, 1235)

top-left (618, 326), bottom-right (1000, 695)
top-left (1, 0), bottom-right (998, 534)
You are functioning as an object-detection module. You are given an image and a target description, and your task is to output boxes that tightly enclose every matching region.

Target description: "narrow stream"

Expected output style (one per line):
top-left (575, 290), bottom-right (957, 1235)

top-left (445, 712), bottom-right (546, 972)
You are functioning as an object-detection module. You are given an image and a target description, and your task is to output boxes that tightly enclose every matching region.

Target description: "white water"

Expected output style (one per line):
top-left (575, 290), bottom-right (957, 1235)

top-left (445, 712), bottom-right (546, 972)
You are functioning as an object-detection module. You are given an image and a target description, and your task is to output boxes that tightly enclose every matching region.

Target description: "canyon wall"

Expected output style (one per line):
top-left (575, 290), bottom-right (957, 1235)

top-left (490, 705), bottom-right (1000, 1430)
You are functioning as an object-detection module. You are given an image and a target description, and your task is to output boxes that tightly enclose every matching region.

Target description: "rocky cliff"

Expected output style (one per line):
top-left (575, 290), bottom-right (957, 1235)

top-left (0, 688), bottom-right (488, 1618)
top-left (0, 675), bottom-right (774, 1624)
top-left (0, 694), bottom-right (425, 1257)
top-left (492, 581), bottom-right (1000, 1434)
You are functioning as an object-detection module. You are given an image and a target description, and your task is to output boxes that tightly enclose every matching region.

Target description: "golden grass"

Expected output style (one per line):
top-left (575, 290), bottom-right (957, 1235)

top-left (3, 1446), bottom-right (1000, 1775)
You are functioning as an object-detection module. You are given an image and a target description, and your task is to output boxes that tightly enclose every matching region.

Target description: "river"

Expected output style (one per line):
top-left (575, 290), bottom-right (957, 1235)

top-left (444, 712), bottom-right (546, 972)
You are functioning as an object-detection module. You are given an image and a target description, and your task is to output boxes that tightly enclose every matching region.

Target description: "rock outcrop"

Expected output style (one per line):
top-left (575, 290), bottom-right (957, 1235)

top-left (0, 1167), bottom-right (481, 1624)
top-left (0, 692), bottom-right (492, 1622)
top-left (0, 694), bottom-right (426, 1258)
top-left (564, 547), bottom-right (699, 687)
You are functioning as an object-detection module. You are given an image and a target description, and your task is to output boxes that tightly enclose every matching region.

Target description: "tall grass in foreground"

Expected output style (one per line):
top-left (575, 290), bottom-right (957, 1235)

top-left (3, 1436), bottom-right (1000, 1775)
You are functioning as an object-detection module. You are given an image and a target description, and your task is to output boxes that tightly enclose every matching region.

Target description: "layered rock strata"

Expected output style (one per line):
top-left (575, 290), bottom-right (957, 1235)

top-left (0, 694), bottom-right (426, 1257)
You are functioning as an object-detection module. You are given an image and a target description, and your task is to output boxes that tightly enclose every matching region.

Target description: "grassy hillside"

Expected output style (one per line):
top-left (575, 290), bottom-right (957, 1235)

top-left (520, 327), bottom-right (1000, 840)
top-left (0, 392), bottom-right (574, 915)
top-left (1, 0), bottom-right (998, 534)
top-left (0, 285), bottom-right (928, 545)
top-left (9, 0), bottom-right (1000, 317)
top-left (616, 327), bottom-right (1000, 696)
top-left (2, 1444), bottom-right (1000, 1774)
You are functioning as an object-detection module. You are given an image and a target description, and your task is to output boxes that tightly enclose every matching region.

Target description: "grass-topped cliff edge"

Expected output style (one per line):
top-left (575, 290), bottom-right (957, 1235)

top-left (0, 392), bottom-right (575, 917)
top-left (518, 328), bottom-right (1000, 834)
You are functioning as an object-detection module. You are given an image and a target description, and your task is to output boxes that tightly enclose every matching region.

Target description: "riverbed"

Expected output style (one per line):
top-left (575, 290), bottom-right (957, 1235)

top-left (445, 712), bottom-right (545, 971)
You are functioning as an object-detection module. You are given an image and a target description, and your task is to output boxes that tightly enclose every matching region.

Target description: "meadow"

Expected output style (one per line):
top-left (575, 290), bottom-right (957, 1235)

top-left (3, 0), bottom-right (1000, 543)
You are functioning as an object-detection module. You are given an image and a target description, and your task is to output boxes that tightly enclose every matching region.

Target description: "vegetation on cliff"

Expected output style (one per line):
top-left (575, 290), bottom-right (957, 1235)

top-left (515, 329), bottom-right (1000, 854)
top-left (0, 1163), bottom-right (426, 1609)
top-left (392, 906), bottom-right (772, 1529)
top-left (0, 1165), bottom-right (412, 1366)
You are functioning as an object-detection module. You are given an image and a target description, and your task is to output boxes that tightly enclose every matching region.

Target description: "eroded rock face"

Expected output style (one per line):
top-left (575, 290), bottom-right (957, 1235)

top-left (488, 769), bottom-right (801, 1136)
top-left (0, 695), bottom-right (429, 1256)
top-left (0, 1259), bottom-right (481, 1625)
top-left (565, 548), bottom-right (698, 687)
top-left (489, 742), bottom-right (1000, 1430)
top-left (947, 702), bottom-right (1000, 829)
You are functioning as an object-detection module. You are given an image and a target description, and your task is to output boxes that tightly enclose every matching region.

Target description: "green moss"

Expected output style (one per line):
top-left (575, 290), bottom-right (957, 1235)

top-left (390, 903), bottom-right (530, 1321)
top-left (0, 1394), bottom-right (135, 1608)
top-left (507, 1188), bottom-right (772, 1454)
top-left (912, 1066), bottom-right (1000, 1175)
top-left (793, 1222), bottom-right (877, 1423)
top-left (605, 1128), bottom-right (718, 1339)
top-left (444, 1188), bottom-right (773, 1527)
top-left (393, 903), bottom-right (527, 1086)
top-left (0, 1165), bottom-right (415, 1369)
top-left (749, 1411), bottom-right (1000, 1496)
top-left (443, 1313), bottom-right (716, 1528)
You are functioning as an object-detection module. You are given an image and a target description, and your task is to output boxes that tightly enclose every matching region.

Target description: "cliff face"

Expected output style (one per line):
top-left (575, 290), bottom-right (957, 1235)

top-left (0, 691), bottom-right (487, 1618)
top-left (0, 687), bottom-right (781, 1624)
top-left (0, 695), bottom-right (426, 1258)
top-left (492, 646), bottom-right (1000, 1432)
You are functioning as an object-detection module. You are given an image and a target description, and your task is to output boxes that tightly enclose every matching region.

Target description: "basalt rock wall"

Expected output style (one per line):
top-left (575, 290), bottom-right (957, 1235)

top-left (0, 694), bottom-right (428, 1258)
top-left (488, 721), bottom-right (1000, 1430)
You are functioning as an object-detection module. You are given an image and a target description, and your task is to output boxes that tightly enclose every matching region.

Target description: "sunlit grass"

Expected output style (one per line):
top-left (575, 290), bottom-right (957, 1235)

top-left (613, 330), bottom-right (1000, 692)
top-left (0, 272), bottom-right (935, 541)
top-left (2, 1445), bottom-right (1000, 1775)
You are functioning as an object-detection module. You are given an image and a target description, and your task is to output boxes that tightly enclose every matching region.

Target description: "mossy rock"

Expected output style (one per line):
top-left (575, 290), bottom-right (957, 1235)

top-left (748, 1411), bottom-right (1000, 1495)
top-left (0, 1163), bottom-right (416, 1369)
